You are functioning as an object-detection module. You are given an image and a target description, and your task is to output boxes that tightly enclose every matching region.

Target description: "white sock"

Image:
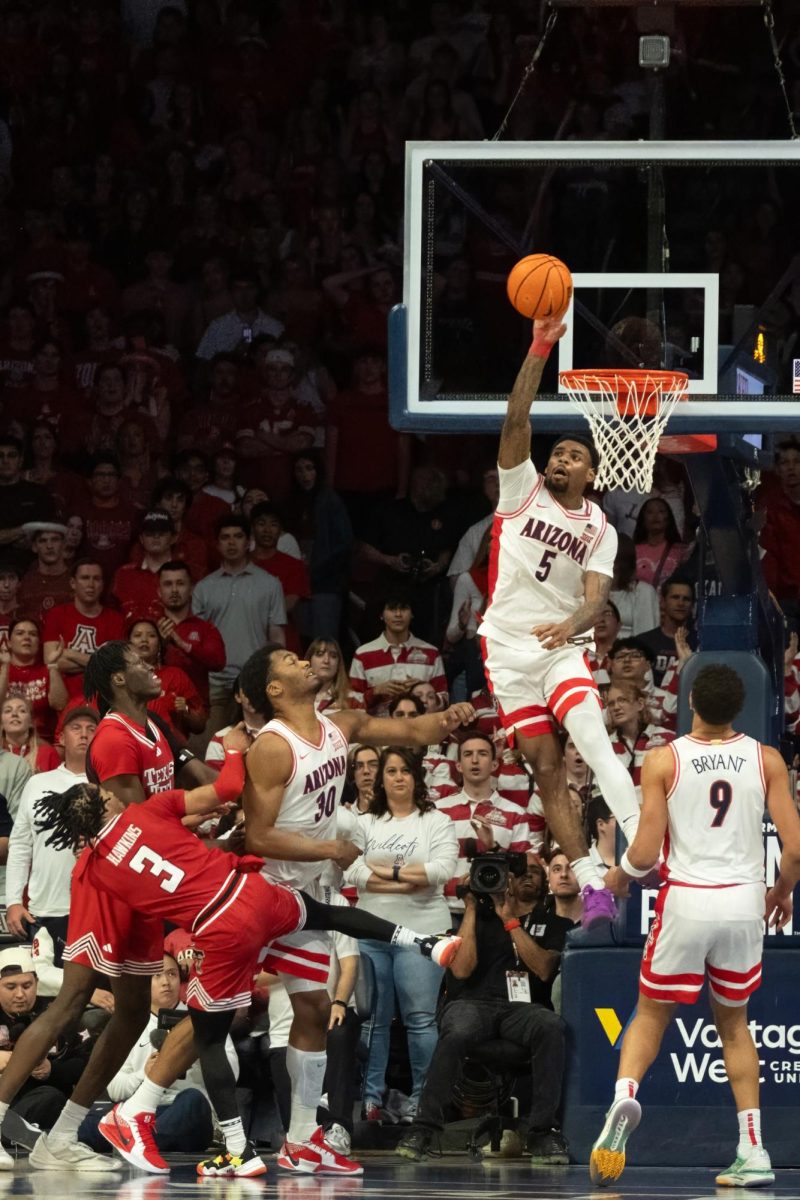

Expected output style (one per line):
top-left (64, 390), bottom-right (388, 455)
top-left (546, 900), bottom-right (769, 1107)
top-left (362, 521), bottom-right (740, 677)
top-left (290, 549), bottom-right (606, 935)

top-left (286, 1045), bottom-right (327, 1145)
top-left (49, 1099), bottom-right (89, 1143)
top-left (220, 1116), bottom-right (247, 1156)
top-left (571, 855), bottom-right (606, 891)
top-left (614, 1077), bottom-right (639, 1103)
top-left (120, 1075), bottom-right (167, 1119)
top-left (0, 1101), bottom-right (8, 1126)
top-left (737, 1108), bottom-right (762, 1155)
top-left (391, 925), bottom-right (417, 948)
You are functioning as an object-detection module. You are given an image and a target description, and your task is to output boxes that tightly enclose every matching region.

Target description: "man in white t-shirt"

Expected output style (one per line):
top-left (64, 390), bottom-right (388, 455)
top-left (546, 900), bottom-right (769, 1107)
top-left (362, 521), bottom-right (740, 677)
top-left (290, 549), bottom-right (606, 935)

top-left (6, 707), bottom-right (97, 966)
top-left (477, 317), bottom-right (642, 927)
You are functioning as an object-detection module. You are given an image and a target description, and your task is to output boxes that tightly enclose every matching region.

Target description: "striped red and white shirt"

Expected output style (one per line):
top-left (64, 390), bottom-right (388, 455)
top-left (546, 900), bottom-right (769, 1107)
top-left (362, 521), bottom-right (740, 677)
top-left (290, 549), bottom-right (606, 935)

top-left (610, 723), bottom-right (675, 792)
top-left (349, 633), bottom-right (447, 715)
top-left (434, 785), bottom-right (533, 907)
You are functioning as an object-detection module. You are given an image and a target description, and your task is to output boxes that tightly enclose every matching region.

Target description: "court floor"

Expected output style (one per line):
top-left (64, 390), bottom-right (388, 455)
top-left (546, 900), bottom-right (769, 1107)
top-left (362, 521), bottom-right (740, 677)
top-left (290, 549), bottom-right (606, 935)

top-left (0, 1156), bottom-right (797, 1200)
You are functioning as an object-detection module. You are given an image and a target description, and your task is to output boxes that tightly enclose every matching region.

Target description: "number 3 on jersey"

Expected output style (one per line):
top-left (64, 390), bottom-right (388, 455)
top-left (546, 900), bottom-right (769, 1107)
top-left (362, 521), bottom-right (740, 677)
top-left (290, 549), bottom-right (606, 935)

top-left (314, 786), bottom-right (337, 823)
top-left (709, 779), bottom-right (732, 827)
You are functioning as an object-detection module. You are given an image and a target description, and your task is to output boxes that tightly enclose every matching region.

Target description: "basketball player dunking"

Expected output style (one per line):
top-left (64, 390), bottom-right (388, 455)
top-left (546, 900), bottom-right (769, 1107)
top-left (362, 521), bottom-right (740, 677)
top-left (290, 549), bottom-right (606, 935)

top-left (591, 664), bottom-right (800, 1189)
top-left (478, 316), bottom-right (642, 925)
top-left (240, 645), bottom-right (475, 1175)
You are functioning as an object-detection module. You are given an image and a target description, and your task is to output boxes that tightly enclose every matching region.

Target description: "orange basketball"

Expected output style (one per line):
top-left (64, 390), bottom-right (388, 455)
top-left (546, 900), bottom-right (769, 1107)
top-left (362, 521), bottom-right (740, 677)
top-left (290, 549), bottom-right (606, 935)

top-left (506, 254), bottom-right (573, 320)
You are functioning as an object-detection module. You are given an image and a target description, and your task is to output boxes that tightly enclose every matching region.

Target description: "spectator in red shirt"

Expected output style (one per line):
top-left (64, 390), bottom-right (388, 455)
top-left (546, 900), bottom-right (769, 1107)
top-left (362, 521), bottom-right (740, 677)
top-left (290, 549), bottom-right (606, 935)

top-left (112, 510), bottom-right (176, 625)
top-left (235, 342), bottom-right (318, 499)
top-left (18, 522), bottom-right (73, 624)
top-left (60, 229), bottom-right (119, 319)
top-left (127, 618), bottom-right (206, 740)
top-left (21, 417), bottom-right (82, 518)
top-left (115, 414), bottom-right (164, 510)
top-left (326, 348), bottom-right (410, 516)
top-left (69, 454), bottom-right (142, 581)
top-left (0, 562), bottom-right (21, 654)
top-left (60, 363), bottom-right (129, 460)
top-left (8, 338), bottom-right (80, 431)
top-left (760, 439), bottom-right (800, 611)
top-left (250, 502), bottom-right (310, 652)
top-left (42, 559), bottom-right (126, 701)
top-left (173, 450), bottom-right (231, 549)
top-left (175, 354), bottom-right (243, 454)
top-left (70, 305), bottom-right (121, 393)
top-left (0, 617), bottom-right (67, 739)
top-left (0, 300), bottom-right (36, 390)
top-left (1, 694), bottom-right (60, 774)
top-left (154, 560), bottom-right (226, 709)
top-left (127, 479), bottom-right (208, 582)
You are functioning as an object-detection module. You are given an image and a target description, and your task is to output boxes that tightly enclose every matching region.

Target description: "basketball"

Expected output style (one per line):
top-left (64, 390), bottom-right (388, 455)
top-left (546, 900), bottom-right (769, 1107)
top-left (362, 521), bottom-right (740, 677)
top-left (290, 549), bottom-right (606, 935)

top-left (506, 254), bottom-right (573, 320)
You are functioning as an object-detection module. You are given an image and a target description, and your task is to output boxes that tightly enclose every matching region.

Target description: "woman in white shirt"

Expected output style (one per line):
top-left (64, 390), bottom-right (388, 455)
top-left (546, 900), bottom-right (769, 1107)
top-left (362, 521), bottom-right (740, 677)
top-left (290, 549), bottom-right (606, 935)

top-left (345, 746), bottom-right (457, 1121)
top-left (609, 533), bottom-right (659, 638)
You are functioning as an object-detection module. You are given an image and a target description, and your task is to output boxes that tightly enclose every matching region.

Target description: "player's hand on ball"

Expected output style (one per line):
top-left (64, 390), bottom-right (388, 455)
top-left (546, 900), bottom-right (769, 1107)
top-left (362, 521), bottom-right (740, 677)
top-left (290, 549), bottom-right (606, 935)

top-left (439, 702), bottom-right (476, 732)
top-left (532, 316), bottom-right (567, 345)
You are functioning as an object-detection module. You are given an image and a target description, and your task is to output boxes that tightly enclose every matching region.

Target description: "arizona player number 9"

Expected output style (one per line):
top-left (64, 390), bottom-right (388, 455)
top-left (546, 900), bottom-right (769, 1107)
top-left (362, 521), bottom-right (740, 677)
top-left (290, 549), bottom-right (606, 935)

top-left (709, 779), bottom-right (733, 828)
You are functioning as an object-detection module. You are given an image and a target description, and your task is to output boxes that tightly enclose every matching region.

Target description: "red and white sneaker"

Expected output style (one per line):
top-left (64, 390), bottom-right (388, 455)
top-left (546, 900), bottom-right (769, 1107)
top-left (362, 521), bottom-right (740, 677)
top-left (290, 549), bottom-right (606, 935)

top-left (429, 934), bottom-right (462, 969)
top-left (304, 1127), bottom-right (363, 1176)
top-left (276, 1139), bottom-right (318, 1174)
top-left (98, 1106), bottom-right (169, 1174)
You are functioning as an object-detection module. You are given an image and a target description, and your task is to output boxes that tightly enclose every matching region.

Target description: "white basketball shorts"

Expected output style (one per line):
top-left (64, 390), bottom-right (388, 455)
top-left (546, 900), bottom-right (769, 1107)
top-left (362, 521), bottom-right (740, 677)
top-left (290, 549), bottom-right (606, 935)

top-left (481, 634), bottom-right (600, 740)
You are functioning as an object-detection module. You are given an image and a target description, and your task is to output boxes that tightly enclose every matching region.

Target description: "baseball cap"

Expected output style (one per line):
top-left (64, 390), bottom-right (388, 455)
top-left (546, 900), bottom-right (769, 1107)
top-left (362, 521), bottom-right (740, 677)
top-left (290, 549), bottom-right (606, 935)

top-left (264, 347), bottom-right (295, 366)
top-left (0, 947), bottom-right (35, 977)
top-left (22, 521), bottom-right (69, 539)
top-left (61, 704), bottom-right (100, 727)
top-left (141, 511), bottom-right (175, 534)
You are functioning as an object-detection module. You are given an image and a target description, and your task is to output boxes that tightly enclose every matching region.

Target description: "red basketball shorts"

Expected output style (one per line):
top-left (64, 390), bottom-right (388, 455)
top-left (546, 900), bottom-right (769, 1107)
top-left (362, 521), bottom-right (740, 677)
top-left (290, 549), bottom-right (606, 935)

top-left (63, 849), bottom-right (164, 977)
top-left (188, 872), bottom-right (304, 1012)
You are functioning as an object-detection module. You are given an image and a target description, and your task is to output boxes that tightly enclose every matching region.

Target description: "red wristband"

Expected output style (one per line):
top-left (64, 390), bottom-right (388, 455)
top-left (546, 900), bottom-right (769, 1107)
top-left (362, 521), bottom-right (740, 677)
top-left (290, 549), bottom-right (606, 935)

top-left (213, 750), bottom-right (245, 804)
top-left (504, 918), bottom-right (521, 932)
top-left (529, 336), bottom-right (555, 359)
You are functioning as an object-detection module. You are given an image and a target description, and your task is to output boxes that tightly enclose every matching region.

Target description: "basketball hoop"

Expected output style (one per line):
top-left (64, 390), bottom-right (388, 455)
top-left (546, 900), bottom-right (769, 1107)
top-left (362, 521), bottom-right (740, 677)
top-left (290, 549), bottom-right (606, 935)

top-left (559, 368), bottom-right (689, 493)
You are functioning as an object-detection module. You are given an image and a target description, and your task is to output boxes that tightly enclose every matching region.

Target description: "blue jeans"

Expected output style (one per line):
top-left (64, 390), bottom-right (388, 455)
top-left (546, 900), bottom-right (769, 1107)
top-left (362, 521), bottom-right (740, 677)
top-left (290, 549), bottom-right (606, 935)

top-left (360, 940), bottom-right (443, 1106)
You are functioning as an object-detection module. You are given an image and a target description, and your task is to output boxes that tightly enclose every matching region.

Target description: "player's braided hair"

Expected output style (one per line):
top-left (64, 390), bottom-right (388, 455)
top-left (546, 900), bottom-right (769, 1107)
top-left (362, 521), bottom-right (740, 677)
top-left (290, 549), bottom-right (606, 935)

top-left (35, 782), bottom-right (107, 851)
top-left (82, 640), bottom-right (130, 715)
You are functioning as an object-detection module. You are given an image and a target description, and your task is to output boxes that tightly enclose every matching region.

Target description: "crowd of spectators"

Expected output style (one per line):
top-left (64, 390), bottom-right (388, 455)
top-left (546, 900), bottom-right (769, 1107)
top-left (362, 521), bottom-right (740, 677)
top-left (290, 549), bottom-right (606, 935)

top-left (0, 0), bottom-right (798, 1165)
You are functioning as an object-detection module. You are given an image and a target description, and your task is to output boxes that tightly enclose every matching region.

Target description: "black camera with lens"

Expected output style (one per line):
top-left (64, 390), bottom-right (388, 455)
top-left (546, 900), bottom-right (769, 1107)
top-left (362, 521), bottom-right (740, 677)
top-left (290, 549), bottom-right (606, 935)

top-left (455, 838), bottom-right (528, 900)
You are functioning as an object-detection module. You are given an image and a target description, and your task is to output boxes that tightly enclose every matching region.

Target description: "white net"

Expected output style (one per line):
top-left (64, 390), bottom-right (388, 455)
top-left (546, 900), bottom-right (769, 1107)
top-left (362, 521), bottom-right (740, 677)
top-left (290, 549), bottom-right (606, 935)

top-left (558, 370), bottom-right (689, 493)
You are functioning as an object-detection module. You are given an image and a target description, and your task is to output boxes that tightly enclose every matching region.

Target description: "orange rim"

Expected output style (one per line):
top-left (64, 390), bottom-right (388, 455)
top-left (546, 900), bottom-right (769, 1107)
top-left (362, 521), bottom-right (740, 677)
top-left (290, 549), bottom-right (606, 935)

top-left (560, 369), bottom-right (689, 418)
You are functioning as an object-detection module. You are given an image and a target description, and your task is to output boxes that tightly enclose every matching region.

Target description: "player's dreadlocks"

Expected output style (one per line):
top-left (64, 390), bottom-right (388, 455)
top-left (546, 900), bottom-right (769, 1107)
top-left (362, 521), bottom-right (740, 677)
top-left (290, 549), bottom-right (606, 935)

top-left (35, 782), bottom-right (108, 851)
top-left (82, 640), bottom-right (130, 715)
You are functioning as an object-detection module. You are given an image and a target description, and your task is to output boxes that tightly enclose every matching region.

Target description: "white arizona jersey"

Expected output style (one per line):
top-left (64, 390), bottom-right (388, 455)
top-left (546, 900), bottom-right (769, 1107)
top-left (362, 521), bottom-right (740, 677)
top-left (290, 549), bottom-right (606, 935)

top-left (478, 458), bottom-right (616, 646)
top-left (256, 713), bottom-right (349, 890)
top-left (663, 732), bottom-right (767, 887)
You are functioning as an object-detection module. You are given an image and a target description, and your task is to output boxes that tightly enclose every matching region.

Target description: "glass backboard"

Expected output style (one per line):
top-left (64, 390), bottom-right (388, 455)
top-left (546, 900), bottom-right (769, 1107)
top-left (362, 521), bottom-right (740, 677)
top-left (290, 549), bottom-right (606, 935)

top-left (390, 140), bottom-right (800, 433)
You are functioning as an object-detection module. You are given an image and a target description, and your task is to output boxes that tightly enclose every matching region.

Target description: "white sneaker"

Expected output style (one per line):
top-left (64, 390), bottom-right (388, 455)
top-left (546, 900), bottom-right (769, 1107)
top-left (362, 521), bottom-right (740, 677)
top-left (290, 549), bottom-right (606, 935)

top-left (323, 1124), bottom-right (351, 1155)
top-left (716, 1146), bottom-right (775, 1187)
top-left (0, 1143), bottom-right (12, 1171)
top-left (29, 1133), bottom-right (120, 1172)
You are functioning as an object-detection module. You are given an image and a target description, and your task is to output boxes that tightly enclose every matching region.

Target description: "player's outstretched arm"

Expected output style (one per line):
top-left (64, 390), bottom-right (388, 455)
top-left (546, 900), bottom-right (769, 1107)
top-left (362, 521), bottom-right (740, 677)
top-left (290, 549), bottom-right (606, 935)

top-left (763, 746), bottom-right (800, 928)
top-left (181, 727), bottom-right (249, 816)
top-left (334, 703), bottom-right (476, 749)
top-left (498, 316), bottom-right (566, 470)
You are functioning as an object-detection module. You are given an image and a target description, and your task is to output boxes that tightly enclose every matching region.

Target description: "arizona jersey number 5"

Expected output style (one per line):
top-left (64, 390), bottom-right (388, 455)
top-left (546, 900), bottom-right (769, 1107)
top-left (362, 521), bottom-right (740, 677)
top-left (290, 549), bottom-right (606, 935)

top-left (129, 845), bottom-right (186, 893)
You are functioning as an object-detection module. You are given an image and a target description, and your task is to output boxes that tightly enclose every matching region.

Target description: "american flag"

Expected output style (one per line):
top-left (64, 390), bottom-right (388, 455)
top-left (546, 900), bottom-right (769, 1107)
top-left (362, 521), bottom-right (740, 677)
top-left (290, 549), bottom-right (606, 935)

top-left (794, 359), bottom-right (800, 395)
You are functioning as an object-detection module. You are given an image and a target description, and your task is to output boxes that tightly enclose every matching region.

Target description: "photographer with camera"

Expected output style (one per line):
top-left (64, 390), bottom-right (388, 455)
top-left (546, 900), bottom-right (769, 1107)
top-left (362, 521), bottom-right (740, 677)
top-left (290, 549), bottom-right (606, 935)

top-left (396, 857), bottom-right (574, 1165)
